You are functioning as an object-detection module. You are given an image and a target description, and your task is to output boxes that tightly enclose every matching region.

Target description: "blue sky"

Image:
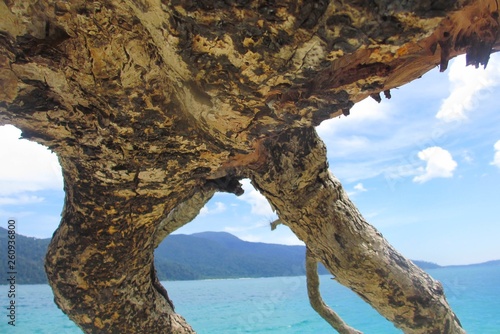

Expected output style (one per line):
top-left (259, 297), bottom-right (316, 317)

top-left (1, 54), bottom-right (499, 265)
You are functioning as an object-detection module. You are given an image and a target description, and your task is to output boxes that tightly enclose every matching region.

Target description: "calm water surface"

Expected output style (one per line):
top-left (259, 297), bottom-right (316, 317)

top-left (1, 265), bottom-right (499, 333)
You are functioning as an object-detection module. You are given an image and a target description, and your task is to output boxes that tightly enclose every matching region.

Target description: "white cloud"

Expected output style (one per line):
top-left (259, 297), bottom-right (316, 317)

top-left (316, 55), bottom-right (500, 187)
top-left (224, 220), bottom-right (303, 245)
top-left (327, 135), bottom-right (372, 158)
top-left (0, 195), bottom-right (45, 205)
top-left (317, 80), bottom-right (450, 184)
top-left (223, 222), bottom-right (268, 234)
top-left (0, 125), bottom-right (63, 195)
top-left (238, 231), bottom-right (304, 246)
top-left (491, 140), bottom-right (500, 169)
top-left (436, 54), bottom-right (500, 122)
top-left (347, 182), bottom-right (368, 196)
top-left (413, 147), bottom-right (457, 183)
top-left (460, 150), bottom-right (473, 164)
top-left (200, 201), bottom-right (226, 216)
top-left (382, 163), bottom-right (424, 190)
top-left (316, 97), bottom-right (388, 140)
top-left (353, 183), bottom-right (367, 192)
top-left (238, 179), bottom-right (276, 217)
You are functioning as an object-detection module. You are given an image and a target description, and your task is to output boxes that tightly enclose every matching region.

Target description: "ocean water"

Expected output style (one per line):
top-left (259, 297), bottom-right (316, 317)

top-left (1, 265), bottom-right (499, 333)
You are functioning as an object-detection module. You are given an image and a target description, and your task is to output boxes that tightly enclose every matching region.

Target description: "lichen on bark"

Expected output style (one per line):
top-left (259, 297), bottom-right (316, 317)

top-left (1, 0), bottom-right (498, 333)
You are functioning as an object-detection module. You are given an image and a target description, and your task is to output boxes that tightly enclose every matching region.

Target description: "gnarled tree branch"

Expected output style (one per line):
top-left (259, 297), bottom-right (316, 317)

top-left (306, 247), bottom-right (362, 334)
top-left (270, 219), bottom-right (283, 231)
top-left (154, 176), bottom-right (244, 247)
top-left (154, 187), bottom-right (216, 248)
top-left (250, 127), bottom-right (465, 334)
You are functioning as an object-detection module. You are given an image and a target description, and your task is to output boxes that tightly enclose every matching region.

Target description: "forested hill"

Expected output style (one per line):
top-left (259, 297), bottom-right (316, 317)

top-left (1, 227), bottom-right (497, 283)
top-left (0, 227), bottom-right (51, 284)
top-left (154, 231), bottom-right (326, 280)
top-left (0, 228), bottom-right (321, 283)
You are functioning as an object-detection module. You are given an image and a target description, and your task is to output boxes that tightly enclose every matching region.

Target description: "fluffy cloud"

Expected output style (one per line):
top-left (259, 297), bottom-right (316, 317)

top-left (0, 125), bottom-right (63, 196)
top-left (347, 182), bottom-right (368, 197)
top-left (436, 54), bottom-right (500, 122)
top-left (317, 79), bottom-right (450, 184)
top-left (200, 201), bottom-right (226, 216)
top-left (491, 140), bottom-right (500, 169)
top-left (353, 183), bottom-right (367, 192)
top-left (413, 147), bottom-right (457, 183)
top-left (316, 97), bottom-right (388, 144)
top-left (238, 179), bottom-right (275, 217)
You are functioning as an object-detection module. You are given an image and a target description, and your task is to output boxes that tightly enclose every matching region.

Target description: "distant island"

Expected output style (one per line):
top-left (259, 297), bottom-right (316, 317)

top-left (1, 227), bottom-right (498, 284)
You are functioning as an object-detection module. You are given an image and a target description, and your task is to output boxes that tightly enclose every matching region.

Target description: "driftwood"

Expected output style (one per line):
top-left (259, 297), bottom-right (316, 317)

top-left (1, 0), bottom-right (498, 332)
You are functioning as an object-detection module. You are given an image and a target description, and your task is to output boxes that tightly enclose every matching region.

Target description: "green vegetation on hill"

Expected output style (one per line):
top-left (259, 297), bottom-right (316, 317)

top-left (0, 228), bottom-right (321, 283)
top-left (0, 227), bottom-right (51, 284)
top-left (155, 232), bottom-right (314, 280)
top-left (2, 227), bottom-right (496, 284)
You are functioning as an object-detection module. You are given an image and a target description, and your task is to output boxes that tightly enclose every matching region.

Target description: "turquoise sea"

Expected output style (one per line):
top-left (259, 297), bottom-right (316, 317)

top-left (1, 265), bottom-right (499, 333)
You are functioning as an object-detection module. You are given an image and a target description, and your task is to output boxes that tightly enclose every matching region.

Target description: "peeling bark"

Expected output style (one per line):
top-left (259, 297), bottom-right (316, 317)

top-left (1, 0), bottom-right (498, 333)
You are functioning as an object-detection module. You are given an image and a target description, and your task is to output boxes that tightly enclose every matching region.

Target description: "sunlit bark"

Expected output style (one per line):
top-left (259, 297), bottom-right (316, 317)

top-left (1, 0), bottom-right (497, 332)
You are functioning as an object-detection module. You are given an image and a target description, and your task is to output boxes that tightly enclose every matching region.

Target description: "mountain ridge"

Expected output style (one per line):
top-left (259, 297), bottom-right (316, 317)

top-left (1, 227), bottom-right (498, 283)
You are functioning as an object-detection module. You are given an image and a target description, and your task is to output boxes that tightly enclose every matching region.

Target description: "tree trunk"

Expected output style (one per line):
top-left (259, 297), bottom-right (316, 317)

top-left (44, 157), bottom-right (196, 333)
top-left (1, 0), bottom-right (498, 332)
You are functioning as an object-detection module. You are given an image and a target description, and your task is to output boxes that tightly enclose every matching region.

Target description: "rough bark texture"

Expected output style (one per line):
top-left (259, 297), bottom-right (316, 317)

top-left (1, 0), bottom-right (499, 333)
